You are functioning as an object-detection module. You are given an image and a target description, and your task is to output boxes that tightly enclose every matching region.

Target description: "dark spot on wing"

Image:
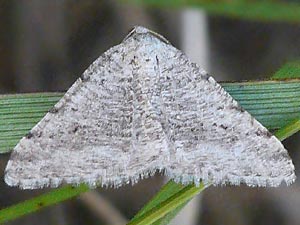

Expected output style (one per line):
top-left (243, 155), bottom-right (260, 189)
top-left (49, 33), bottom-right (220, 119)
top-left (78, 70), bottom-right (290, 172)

top-left (25, 131), bottom-right (42, 139)
top-left (255, 129), bottom-right (273, 138)
top-left (231, 136), bottom-right (238, 142)
top-left (150, 155), bottom-right (159, 161)
top-left (230, 105), bottom-right (245, 112)
top-left (72, 126), bottom-right (79, 133)
top-left (48, 107), bottom-right (59, 113)
top-left (201, 74), bottom-right (210, 81)
top-left (266, 130), bottom-right (273, 137)
top-left (129, 56), bottom-right (138, 65)
top-left (81, 74), bottom-right (90, 82)
top-left (255, 129), bottom-right (262, 136)
top-left (25, 132), bottom-right (33, 139)
top-left (36, 131), bottom-right (43, 138)
top-left (220, 124), bottom-right (228, 130)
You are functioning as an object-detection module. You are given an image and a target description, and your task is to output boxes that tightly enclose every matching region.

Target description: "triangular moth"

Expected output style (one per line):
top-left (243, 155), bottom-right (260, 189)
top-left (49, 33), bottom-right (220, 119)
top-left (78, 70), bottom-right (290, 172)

top-left (5, 26), bottom-right (296, 189)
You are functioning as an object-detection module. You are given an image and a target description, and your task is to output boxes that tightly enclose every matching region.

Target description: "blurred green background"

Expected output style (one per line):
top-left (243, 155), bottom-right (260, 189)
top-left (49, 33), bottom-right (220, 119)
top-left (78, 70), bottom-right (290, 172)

top-left (0, 1), bottom-right (299, 225)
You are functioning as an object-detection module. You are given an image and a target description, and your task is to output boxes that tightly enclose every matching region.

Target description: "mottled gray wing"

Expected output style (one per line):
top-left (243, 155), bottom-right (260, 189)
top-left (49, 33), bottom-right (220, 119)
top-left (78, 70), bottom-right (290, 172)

top-left (4, 29), bottom-right (171, 189)
top-left (5, 26), bottom-right (295, 189)
top-left (153, 40), bottom-right (295, 187)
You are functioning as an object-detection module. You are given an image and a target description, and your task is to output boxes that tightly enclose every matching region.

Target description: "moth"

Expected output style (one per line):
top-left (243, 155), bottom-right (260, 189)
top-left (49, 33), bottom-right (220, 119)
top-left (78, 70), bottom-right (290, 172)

top-left (5, 26), bottom-right (295, 189)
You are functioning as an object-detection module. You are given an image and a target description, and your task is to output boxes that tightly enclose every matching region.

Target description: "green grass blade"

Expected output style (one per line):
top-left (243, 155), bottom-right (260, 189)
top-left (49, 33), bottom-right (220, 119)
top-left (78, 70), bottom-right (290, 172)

top-left (132, 181), bottom-right (186, 218)
top-left (127, 183), bottom-right (207, 225)
top-left (0, 93), bottom-right (63, 153)
top-left (273, 60), bottom-right (300, 79)
top-left (275, 119), bottom-right (300, 141)
top-left (222, 80), bottom-right (300, 131)
top-left (0, 74), bottom-right (299, 223)
top-left (151, 202), bottom-right (188, 225)
top-left (0, 184), bottom-right (90, 224)
top-left (127, 0), bottom-right (300, 23)
top-left (272, 61), bottom-right (300, 139)
top-left (130, 181), bottom-right (190, 225)
top-left (128, 117), bottom-right (299, 225)
top-left (129, 110), bottom-right (300, 225)
top-left (128, 180), bottom-right (197, 225)
top-left (0, 80), bottom-right (299, 154)
top-left (128, 62), bottom-right (300, 224)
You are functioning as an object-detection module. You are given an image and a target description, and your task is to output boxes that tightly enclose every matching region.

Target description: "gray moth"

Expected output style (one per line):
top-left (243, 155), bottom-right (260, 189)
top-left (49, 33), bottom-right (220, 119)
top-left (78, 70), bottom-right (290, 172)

top-left (4, 26), bottom-right (296, 189)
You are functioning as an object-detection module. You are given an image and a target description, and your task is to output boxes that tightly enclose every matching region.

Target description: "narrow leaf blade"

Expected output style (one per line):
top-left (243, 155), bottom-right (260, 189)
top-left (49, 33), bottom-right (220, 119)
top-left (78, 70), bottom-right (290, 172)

top-left (1, 76), bottom-right (300, 224)
top-left (127, 0), bottom-right (300, 23)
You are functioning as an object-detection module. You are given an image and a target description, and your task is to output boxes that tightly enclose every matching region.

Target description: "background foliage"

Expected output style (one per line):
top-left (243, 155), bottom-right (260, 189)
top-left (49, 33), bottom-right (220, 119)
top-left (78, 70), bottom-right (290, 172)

top-left (1, 1), bottom-right (300, 225)
top-left (0, 72), bottom-right (299, 224)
